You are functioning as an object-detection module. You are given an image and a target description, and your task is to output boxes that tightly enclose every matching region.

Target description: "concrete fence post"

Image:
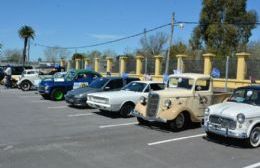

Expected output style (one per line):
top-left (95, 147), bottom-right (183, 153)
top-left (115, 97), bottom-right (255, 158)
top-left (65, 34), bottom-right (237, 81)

top-left (154, 55), bottom-right (163, 76)
top-left (75, 59), bottom-right (81, 70)
top-left (94, 58), bottom-right (100, 72)
top-left (236, 52), bottom-right (250, 81)
top-left (66, 60), bottom-right (72, 71)
top-left (120, 56), bottom-right (128, 74)
top-left (203, 53), bottom-right (215, 75)
top-left (106, 57), bottom-right (113, 73)
top-left (84, 58), bottom-right (90, 69)
top-left (136, 55), bottom-right (144, 76)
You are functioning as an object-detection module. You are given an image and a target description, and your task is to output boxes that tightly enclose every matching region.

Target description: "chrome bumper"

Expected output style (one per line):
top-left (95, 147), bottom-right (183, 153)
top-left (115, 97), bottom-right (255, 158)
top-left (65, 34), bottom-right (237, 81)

top-left (131, 110), bottom-right (167, 123)
top-left (203, 122), bottom-right (248, 139)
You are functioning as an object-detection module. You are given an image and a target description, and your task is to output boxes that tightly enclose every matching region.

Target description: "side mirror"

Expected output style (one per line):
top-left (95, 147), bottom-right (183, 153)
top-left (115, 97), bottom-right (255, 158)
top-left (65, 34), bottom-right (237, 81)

top-left (104, 86), bottom-right (110, 91)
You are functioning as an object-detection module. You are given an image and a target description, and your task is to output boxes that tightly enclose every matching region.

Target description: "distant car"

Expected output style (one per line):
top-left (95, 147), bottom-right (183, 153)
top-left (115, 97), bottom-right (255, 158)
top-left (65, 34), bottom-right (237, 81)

top-left (65, 77), bottom-right (140, 107)
top-left (87, 81), bottom-right (165, 117)
top-left (0, 68), bottom-right (4, 82)
top-left (38, 70), bottom-right (101, 101)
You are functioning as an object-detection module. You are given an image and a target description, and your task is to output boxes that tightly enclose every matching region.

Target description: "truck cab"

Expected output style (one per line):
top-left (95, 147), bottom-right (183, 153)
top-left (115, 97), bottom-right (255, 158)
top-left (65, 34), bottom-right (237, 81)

top-left (38, 70), bottom-right (101, 101)
top-left (132, 73), bottom-right (231, 131)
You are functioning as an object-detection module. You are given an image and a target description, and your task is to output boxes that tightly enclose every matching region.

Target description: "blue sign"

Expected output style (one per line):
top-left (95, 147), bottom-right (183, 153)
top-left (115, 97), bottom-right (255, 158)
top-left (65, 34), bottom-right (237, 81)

top-left (211, 68), bottom-right (220, 78)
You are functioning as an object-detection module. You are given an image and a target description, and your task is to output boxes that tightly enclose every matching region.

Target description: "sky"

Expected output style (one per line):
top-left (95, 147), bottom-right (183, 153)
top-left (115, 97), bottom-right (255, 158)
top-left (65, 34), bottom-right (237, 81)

top-left (0, 0), bottom-right (260, 61)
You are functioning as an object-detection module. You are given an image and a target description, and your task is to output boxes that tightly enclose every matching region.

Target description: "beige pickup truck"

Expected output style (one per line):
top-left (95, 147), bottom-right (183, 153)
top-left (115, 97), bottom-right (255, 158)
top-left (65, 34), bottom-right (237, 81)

top-left (131, 73), bottom-right (231, 131)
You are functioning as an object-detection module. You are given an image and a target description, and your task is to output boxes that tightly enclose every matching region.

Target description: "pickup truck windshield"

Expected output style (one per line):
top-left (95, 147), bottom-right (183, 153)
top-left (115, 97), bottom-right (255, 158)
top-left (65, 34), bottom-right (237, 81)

top-left (228, 89), bottom-right (260, 106)
top-left (89, 78), bottom-right (109, 88)
top-left (65, 71), bottom-right (76, 81)
top-left (122, 82), bottom-right (146, 92)
top-left (168, 77), bottom-right (194, 90)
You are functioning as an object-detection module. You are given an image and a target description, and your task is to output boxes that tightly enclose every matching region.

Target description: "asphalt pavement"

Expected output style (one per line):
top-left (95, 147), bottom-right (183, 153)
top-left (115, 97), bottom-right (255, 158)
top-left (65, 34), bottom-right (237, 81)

top-left (0, 86), bottom-right (259, 168)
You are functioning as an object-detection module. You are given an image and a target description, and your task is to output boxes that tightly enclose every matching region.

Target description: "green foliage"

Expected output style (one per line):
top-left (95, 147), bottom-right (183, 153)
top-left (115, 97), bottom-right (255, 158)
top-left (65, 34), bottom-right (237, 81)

top-left (4, 49), bottom-right (22, 63)
top-left (170, 42), bottom-right (188, 58)
top-left (72, 53), bottom-right (85, 60)
top-left (190, 0), bottom-right (258, 57)
top-left (247, 41), bottom-right (260, 59)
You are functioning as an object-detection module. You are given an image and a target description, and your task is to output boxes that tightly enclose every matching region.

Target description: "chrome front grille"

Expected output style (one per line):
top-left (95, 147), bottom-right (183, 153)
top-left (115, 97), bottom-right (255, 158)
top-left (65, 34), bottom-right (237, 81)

top-left (209, 115), bottom-right (237, 130)
top-left (147, 93), bottom-right (159, 117)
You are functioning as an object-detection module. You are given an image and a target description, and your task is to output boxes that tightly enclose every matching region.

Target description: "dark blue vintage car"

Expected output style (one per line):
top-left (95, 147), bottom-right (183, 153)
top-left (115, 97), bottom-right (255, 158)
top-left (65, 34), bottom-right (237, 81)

top-left (38, 70), bottom-right (101, 101)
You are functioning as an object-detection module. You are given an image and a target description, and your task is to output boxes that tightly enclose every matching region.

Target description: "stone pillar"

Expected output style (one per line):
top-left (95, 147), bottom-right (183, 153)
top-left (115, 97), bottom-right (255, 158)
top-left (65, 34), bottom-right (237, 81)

top-left (203, 53), bottom-right (215, 75)
top-left (176, 54), bottom-right (188, 73)
top-left (66, 60), bottom-right (72, 71)
top-left (154, 55), bottom-right (163, 76)
top-left (60, 58), bottom-right (66, 68)
top-left (75, 59), bottom-right (81, 70)
top-left (84, 58), bottom-right (91, 69)
top-left (94, 58), bottom-right (100, 72)
top-left (106, 57), bottom-right (113, 73)
top-left (136, 55), bottom-right (144, 75)
top-left (236, 52), bottom-right (250, 81)
top-left (120, 56), bottom-right (128, 74)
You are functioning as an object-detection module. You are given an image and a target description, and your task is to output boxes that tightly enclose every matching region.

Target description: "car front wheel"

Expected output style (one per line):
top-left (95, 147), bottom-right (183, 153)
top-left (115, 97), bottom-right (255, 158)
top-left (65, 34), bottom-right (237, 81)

top-left (169, 112), bottom-right (187, 132)
top-left (119, 103), bottom-right (135, 118)
top-left (21, 81), bottom-right (31, 91)
top-left (247, 126), bottom-right (260, 148)
top-left (50, 88), bottom-right (64, 101)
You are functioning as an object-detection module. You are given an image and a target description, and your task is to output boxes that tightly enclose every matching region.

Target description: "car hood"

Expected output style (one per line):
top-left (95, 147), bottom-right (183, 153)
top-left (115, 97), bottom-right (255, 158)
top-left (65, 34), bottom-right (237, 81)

top-left (153, 88), bottom-right (193, 98)
top-left (89, 90), bottom-right (142, 99)
top-left (209, 102), bottom-right (260, 119)
top-left (67, 87), bottom-right (100, 96)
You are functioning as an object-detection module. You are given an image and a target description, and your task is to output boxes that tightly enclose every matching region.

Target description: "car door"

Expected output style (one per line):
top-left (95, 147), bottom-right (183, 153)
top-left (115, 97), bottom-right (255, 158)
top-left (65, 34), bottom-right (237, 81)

top-left (193, 78), bottom-right (212, 118)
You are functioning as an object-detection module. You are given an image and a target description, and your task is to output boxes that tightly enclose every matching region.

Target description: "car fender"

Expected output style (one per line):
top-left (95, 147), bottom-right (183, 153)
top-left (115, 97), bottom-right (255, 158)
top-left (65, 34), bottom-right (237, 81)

top-left (158, 106), bottom-right (195, 122)
top-left (246, 119), bottom-right (260, 137)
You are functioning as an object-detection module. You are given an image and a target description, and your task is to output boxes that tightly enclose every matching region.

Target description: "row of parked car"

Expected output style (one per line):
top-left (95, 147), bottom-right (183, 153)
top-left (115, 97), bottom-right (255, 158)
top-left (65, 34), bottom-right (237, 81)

top-left (14, 68), bottom-right (260, 148)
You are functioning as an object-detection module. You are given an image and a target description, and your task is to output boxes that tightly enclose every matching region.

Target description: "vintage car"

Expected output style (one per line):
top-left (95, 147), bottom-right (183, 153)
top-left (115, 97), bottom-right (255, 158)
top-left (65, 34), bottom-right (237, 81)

top-left (131, 73), bottom-right (231, 131)
top-left (203, 86), bottom-right (260, 148)
top-left (17, 69), bottom-right (53, 91)
top-left (87, 81), bottom-right (165, 117)
top-left (65, 77), bottom-right (139, 107)
top-left (38, 70), bottom-right (101, 101)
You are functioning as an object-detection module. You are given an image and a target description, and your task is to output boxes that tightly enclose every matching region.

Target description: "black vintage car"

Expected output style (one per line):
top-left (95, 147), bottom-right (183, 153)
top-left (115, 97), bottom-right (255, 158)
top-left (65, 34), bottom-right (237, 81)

top-left (65, 77), bottom-right (140, 107)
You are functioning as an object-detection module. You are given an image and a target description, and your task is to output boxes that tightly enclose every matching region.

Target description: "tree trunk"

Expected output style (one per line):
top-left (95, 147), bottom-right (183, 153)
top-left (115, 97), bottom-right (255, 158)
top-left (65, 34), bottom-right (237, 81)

top-left (23, 38), bottom-right (28, 67)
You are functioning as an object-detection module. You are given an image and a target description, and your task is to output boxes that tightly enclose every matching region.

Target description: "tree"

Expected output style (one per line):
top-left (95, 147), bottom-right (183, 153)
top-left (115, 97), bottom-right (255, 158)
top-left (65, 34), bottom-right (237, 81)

top-left (102, 49), bottom-right (117, 59)
top-left (247, 40), bottom-right (260, 59)
top-left (190, 0), bottom-right (258, 57)
top-left (138, 32), bottom-right (168, 57)
top-left (44, 47), bottom-right (71, 63)
top-left (18, 25), bottom-right (35, 66)
top-left (169, 42), bottom-right (188, 58)
top-left (4, 49), bottom-right (22, 63)
top-left (89, 50), bottom-right (102, 59)
top-left (72, 53), bottom-right (85, 60)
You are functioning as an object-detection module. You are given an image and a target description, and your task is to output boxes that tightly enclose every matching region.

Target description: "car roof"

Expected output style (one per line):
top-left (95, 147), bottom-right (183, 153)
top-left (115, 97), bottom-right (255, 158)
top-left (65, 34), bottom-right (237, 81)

top-left (74, 69), bottom-right (102, 77)
top-left (236, 85), bottom-right (260, 91)
top-left (133, 80), bottom-right (164, 84)
top-left (101, 76), bottom-right (140, 80)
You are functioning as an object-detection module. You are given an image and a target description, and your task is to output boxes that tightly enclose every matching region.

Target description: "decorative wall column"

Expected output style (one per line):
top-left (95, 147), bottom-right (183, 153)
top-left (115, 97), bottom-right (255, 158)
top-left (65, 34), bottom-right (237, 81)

top-left (135, 55), bottom-right (144, 75)
top-left (236, 52), bottom-right (250, 81)
top-left (94, 58), bottom-right (100, 72)
top-left (106, 57), bottom-right (113, 73)
top-left (120, 56), bottom-right (128, 74)
top-left (84, 58), bottom-right (91, 69)
top-left (203, 53), bottom-right (215, 75)
top-left (66, 60), bottom-right (72, 71)
top-left (75, 59), bottom-right (81, 70)
top-left (154, 55), bottom-right (163, 76)
top-left (176, 54), bottom-right (188, 73)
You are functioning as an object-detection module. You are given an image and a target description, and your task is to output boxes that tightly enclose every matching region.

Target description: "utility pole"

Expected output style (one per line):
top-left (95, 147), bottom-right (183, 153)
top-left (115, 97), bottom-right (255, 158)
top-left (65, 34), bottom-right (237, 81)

top-left (165, 12), bottom-right (175, 74)
top-left (144, 28), bottom-right (148, 74)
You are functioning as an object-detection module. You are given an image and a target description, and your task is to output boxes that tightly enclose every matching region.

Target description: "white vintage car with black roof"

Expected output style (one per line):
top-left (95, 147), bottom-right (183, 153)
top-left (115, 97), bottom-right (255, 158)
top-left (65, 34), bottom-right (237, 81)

top-left (87, 81), bottom-right (165, 117)
top-left (203, 86), bottom-right (260, 148)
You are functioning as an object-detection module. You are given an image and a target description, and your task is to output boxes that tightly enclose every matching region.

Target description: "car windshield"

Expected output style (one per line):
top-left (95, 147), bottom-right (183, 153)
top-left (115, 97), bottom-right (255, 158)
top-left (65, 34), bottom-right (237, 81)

top-left (121, 82), bottom-right (147, 92)
top-left (65, 71), bottom-right (76, 81)
top-left (89, 78), bottom-right (109, 88)
top-left (168, 77), bottom-right (194, 90)
top-left (228, 88), bottom-right (260, 106)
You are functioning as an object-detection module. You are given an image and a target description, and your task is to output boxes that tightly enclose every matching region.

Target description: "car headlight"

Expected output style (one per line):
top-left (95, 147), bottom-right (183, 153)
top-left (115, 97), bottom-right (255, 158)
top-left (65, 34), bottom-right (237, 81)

top-left (75, 94), bottom-right (85, 99)
top-left (164, 99), bottom-right (172, 108)
top-left (237, 113), bottom-right (245, 124)
top-left (204, 108), bottom-right (210, 116)
top-left (44, 86), bottom-right (49, 90)
top-left (140, 96), bottom-right (146, 105)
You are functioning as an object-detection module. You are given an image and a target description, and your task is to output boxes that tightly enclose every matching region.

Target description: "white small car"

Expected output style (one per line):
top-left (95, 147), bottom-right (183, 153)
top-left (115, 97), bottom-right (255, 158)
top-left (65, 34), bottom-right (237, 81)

top-left (203, 86), bottom-right (260, 148)
top-left (87, 81), bottom-right (165, 117)
top-left (17, 69), bottom-right (43, 91)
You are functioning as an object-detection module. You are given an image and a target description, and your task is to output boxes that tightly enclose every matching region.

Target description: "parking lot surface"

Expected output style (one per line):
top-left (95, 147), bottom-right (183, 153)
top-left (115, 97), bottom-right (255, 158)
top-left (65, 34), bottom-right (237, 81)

top-left (0, 86), bottom-right (259, 168)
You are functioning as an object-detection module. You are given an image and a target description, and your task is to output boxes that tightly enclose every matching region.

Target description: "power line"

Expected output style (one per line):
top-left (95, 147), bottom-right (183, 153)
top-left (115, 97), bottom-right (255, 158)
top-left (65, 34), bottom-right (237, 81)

top-left (32, 21), bottom-right (260, 50)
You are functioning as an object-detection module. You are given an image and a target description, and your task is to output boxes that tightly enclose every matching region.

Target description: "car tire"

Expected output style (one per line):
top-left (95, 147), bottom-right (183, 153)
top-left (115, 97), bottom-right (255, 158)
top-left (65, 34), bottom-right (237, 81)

top-left (50, 88), bottom-right (64, 101)
top-left (137, 117), bottom-right (149, 125)
top-left (246, 126), bottom-right (260, 148)
top-left (168, 112), bottom-right (188, 132)
top-left (41, 94), bottom-right (50, 100)
top-left (119, 103), bottom-right (135, 118)
top-left (206, 131), bottom-right (217, 140)
top-left (21, 81), bottom-right (31, 91)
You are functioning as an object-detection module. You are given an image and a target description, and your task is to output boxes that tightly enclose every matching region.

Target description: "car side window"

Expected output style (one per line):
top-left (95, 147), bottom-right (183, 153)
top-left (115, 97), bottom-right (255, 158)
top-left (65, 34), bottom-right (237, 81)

top-left (195, 79), bottom-right (210, 91)
top-left (106, 79), bottom-right (123, 90)
top-left (150, 83), bottom-right (164, 91)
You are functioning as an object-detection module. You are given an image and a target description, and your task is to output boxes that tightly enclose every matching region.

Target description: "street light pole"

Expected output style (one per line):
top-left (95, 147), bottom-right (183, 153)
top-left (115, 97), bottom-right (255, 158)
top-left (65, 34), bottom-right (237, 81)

top-left (165, 12), bottom-right (175, 75)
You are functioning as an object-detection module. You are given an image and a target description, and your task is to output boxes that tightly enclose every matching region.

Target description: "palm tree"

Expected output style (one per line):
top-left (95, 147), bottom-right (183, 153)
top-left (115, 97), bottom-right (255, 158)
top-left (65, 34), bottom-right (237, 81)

top-left (18, 25), bottom-right (35, 66)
